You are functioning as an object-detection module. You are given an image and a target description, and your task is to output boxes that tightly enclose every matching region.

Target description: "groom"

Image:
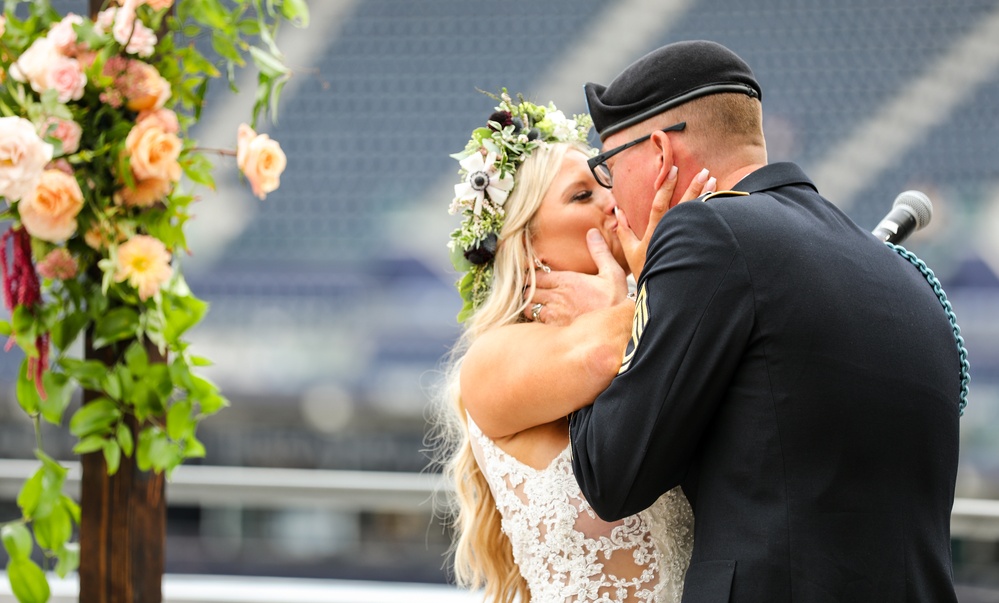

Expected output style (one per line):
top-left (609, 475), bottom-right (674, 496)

top-left (569, 40), bottom-right (961, 602)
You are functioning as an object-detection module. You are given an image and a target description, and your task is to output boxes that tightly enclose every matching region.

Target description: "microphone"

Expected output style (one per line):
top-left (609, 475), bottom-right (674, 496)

top-left (872, 190), bottom-right (933, 244)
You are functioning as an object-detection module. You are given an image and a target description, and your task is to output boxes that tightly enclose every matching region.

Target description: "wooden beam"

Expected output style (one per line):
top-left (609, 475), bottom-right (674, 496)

top-left (78, 334), bottom-right (165, 603)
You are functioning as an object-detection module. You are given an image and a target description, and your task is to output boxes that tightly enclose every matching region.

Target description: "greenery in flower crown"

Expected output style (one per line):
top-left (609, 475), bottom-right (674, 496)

top-left (0, 1), bottom-right (306, 600)
top-left (447, 89), bottom-right (591, 323)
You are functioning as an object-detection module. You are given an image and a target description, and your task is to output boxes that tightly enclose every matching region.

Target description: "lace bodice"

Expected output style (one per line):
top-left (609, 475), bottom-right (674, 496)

top-left (468, 418), bottom-right (694, 603)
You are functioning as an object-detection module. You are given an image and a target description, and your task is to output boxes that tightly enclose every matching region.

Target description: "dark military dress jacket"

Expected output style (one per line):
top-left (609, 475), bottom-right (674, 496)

top-left (570, 162), bottom-right (960, 603)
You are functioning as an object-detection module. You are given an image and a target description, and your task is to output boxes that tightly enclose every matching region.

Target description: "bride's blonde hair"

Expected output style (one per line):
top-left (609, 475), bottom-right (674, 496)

top-left (432, 141), bottom-right (588, 603)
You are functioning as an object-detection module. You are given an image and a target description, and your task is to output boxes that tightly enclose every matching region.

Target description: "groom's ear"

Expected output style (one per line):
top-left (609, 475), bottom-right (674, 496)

top-left (649, 130), bottom-right (675, 190)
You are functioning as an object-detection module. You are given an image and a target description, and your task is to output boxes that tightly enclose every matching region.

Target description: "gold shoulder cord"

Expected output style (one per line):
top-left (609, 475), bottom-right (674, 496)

top-left (701, 190), bottom-right (750, 202)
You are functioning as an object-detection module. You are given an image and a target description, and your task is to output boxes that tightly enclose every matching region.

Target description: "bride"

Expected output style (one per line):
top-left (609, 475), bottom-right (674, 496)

top-left (434, 91), bottom-right (714, 602)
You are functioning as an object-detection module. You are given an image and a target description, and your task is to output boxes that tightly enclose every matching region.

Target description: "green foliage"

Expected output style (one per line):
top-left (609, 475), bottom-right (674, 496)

top-left (6, 559), bottom-right (50, 603)
top-left (39, 371), bottom-right (73, 425)
top-left (1, 523), bottom-right (33, 561)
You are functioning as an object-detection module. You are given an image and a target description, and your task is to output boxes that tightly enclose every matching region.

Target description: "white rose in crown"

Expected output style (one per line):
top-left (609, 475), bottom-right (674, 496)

top-left (0, 116), bottom-right (55, 203)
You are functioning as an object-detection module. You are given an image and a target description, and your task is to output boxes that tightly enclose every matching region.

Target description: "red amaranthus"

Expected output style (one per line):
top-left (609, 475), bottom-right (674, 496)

top-left (0, 227), bottom-right (49, 395)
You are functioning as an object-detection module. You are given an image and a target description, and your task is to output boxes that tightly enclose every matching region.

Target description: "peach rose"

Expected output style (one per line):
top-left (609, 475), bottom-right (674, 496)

top-left (84, 223), bottom-right (126, 250)
top-left (18, 169), bottom-right (85, 243)
top-left (125, 121), bottom-right (182, 183)
top-left (0, 116), bottom-right (55, 203)
top-left (40, 117), bottom-right (83, 155)
top-left (37, 248), bottom-right (78, 280)
top-left (124, 61), bottom-right (170, 111)
top-left (114, 234), bottom-right (172, 300)
top-left (137, 108), bottom-right (179, 134)
top-left (84, 225), bottom-right (104, 249)
top-left (115, 176), bottom-right (172, 208)
top-left (236, 123), bottom-right (287, 200)
top-left (0, 15), bottom-right (6, 38)
top-left (142, 0), bottom-right (175, 9)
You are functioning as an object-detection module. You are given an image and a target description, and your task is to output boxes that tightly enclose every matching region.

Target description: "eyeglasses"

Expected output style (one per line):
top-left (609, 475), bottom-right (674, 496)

top-left (587, 122), bottom-right (686, 188)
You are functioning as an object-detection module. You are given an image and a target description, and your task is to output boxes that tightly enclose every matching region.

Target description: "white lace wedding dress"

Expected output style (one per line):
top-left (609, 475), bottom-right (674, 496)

top-left (468, 418), bottom-right (694, 602)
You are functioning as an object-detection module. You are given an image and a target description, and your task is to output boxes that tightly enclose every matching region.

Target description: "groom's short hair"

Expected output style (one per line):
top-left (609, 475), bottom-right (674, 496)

top-left (585, 40), bottom-right (762, 142)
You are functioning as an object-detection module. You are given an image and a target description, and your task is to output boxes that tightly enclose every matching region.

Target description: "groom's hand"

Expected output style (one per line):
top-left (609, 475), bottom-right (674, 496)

top-left (523, 230), bottom-right (628, 326)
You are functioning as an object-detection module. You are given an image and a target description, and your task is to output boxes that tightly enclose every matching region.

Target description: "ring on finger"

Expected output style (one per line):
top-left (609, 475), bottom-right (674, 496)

top-left (531, 302), bottom-right (544, 322)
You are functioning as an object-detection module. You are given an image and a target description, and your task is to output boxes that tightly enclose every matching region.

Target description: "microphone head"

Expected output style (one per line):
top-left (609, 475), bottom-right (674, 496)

top-left (893, 190), bottom-right (933, 229)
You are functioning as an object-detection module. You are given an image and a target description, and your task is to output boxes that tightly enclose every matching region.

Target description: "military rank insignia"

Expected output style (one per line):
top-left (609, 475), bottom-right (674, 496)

top-left (619, 283), bottom-right (649, 374)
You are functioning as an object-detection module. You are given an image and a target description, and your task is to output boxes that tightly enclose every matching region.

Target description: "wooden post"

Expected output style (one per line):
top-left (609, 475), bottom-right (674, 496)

top-left (79, 334), bottom-right (166, 603)
top-left (77, 1), bottom-right (170, 600)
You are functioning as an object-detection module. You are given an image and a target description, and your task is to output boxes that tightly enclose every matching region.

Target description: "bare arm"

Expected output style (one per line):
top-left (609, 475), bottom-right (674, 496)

top-left (461, 300), bottom-right (634, 438)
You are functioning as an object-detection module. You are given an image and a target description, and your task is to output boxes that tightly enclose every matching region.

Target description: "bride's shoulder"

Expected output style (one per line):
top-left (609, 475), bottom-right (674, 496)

top-left (481, 420), bottom-right (571, 473)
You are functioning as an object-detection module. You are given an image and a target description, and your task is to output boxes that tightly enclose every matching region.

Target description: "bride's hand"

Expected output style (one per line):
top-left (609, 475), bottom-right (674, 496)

top-left (615, 167), bottom-right (716, 280)
top-left (523, 230), bottom-right (628, 326)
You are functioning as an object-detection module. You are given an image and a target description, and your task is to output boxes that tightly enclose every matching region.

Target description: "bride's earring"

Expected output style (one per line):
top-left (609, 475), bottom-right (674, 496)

top-left (534, 258), bottom-right (551, 273)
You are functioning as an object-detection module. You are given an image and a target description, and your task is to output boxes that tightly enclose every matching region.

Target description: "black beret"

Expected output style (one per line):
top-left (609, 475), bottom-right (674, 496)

top-left (585, 40), bottom-right (762, 141)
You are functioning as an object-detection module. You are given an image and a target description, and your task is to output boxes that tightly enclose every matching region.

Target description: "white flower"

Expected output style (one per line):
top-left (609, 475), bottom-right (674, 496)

top-left (547, 109), bottom-right (579, 141)
top-left (9, 37), bottom-right (61, 92)
top-left (0, 117), bottom-right (55, 203)
top-left (452, 151), bottom-right (513, 216)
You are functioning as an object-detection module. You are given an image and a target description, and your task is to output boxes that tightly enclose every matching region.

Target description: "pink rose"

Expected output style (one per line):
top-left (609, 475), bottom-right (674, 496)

top-left (18, 169), bottom-right (85, 243)
top-left (44, 56), bottom-right (87, 103)
top-left (112, 0), bottom-right (157, 57)
top-left (94, 8), bottom-right (116, 35)
top-left (10, 37), bottom-right (86, 102)
top-left (125, 121), bottom-right (182, 183)
top-left (47, 13), bottom-right (84, 54)
top-left (0, 117), bottom-right (55, 203)
top-left (112, 0), bottom-right (137, 43)
top-left (124, 21), bottom-right (157, 57)
top-left (39, 117), bottom-right (83, 155)
top-left (37, 248), bottom-right (78, 280)
top-left (237, 123), bottom-right (287, 200)
top-left (137, 108), bottom-right (179, 134)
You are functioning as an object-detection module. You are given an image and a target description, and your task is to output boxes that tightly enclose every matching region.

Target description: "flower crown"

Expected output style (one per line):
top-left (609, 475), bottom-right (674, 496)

top-left (447, 90), bottom-right (592, 323)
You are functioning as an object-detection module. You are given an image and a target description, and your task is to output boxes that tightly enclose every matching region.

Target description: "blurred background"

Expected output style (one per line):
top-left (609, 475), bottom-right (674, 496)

top-left (2, 0), bottom-right (999, 599)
